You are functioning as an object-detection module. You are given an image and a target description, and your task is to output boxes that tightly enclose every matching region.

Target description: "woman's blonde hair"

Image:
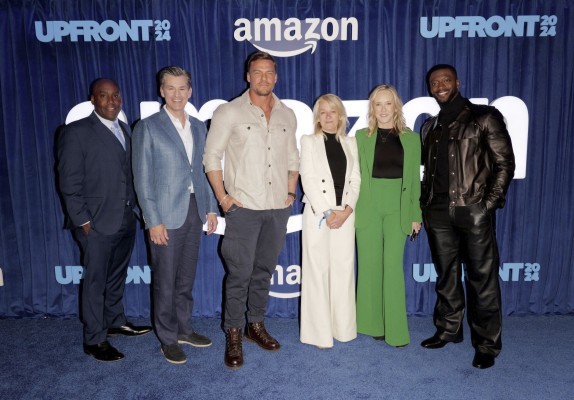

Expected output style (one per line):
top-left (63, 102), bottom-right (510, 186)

top-left (367, 84), bottom-right (406, 137)
top-left (312, 94), bottom-right (349, 141)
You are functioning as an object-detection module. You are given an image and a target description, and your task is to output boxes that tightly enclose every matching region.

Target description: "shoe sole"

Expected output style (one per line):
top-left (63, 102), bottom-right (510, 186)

top-left (84, 352), bottom-right (124, 362)
top-left (244, 335), bottom-right (280, 351)
top-left (224, 361), bottom-right (243, 370)
top-left (421, 338), bottom-right (463, 349)
top-left (177, 340), bottom-right (212, 348)
top-left (107, 329), bottom-right (152, 337)
top-left (473, 362), bottom-right (495, 369)
top-left (87, 357), bottom-right (124, 362)
top-left (473, 359), bottom-right (495, 369)
top-left (161, 349), bottom-right (187, 364)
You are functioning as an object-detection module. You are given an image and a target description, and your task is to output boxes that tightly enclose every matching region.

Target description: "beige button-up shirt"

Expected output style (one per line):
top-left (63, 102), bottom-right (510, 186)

top-left (203, 90), bottom-right (299, 210)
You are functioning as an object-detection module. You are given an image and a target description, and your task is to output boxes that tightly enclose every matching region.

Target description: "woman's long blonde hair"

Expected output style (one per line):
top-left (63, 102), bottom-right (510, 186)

top-left (313, 94), bottom-right (349, 141)
top-left (367, 85), bottom-right (406, 137)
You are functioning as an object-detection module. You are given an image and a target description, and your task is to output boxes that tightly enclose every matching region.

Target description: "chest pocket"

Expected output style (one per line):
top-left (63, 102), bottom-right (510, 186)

top-left (230, 123), bottom-right (253, 147)
top-left (459, 122), bottom-right (482, 140)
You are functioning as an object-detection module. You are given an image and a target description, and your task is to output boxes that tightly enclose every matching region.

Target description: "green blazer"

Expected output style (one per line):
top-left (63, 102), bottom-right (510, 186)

top-left (355, 127), bottom-right (422, 235)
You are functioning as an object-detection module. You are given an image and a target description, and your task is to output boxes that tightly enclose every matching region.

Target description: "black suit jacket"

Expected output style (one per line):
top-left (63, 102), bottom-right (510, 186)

top-left (57, 112), bottom-right (136, 235)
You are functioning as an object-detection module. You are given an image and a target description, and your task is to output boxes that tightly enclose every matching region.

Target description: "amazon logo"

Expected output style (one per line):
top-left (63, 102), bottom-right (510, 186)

top-left (233, 17), bottom-right (359, 57)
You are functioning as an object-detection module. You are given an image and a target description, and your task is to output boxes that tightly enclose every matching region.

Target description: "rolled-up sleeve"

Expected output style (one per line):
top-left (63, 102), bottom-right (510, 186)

top-left (203, 105), bottom-right (229, 173)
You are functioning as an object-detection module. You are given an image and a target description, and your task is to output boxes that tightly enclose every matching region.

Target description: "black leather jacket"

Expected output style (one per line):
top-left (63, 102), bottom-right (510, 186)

top-left (420, 99), bottom-right (515, 210)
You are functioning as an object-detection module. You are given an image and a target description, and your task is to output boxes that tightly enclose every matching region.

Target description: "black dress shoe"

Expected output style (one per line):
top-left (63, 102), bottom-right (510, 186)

top-left (472, 352), bottom-right (495, 369)
top-left (372, 336), bottom-right (385, 341)
top-left (108, 322), bottom-right (152, 337)
top-left (84, 341), bottom-right (124, 362)
top-left (420, 334), bottom-right (463, 349)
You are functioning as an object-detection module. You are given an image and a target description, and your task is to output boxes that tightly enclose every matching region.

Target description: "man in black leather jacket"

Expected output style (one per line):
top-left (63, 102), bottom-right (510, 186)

top-left (419, 64), bottom-right (515, 369)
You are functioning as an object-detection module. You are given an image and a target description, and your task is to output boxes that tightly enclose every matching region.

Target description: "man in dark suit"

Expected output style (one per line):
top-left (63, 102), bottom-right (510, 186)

top-left (132, 67), bottom-right (218, 364)
top-left (57, 78), bottom-right (151, 362)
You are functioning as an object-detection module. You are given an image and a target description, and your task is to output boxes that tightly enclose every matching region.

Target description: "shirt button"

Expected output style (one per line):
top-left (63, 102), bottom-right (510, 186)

top-left (269, 182), bottom-right (272, 185)
top-left (322, 179), bottom-right (325, 182)
top-left (261, 114), bottom-right (264, 117)
top-left (323, 190), bottom-right (326, 193)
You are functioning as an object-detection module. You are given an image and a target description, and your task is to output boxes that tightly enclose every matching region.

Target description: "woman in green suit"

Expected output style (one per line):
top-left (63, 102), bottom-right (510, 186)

top-left (355, 85), bottom-right (422, 347)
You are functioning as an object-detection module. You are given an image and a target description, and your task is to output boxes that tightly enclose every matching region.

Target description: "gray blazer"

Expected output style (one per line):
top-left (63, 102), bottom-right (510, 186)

top-left (132, 108), bottom-right (218, 229)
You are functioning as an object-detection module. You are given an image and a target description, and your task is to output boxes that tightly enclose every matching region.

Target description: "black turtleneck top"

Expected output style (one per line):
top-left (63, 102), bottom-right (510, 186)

top-left (372, 128), bottom-right (403, 179)
top-left (432, 93), bottom-right (466, 195)
top-left (324, 132), bottom-right (347, 206)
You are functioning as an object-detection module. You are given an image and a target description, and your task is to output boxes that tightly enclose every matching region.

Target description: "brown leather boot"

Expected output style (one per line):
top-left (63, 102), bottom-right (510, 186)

top-left (224, 327), bottom-right (243, 369)
top-left (245, 321), bottom-right (280, 351)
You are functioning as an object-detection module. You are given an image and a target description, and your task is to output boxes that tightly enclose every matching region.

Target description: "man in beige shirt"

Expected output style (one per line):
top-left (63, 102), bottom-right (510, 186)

top-left (203, 51), bottom-right (299, 370)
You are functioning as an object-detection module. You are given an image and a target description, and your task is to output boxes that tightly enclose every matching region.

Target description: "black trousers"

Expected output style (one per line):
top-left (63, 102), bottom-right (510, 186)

top-left (75, 207), bottom-right (136, 345)
top-left (150, 194), bottom-right (203, 346)
top-left (423, 199), bottom-right (502, 356)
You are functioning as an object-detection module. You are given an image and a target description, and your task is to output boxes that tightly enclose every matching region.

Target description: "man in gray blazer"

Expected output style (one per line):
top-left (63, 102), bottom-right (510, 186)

top-left (132, 67), bottom-right (218, 364)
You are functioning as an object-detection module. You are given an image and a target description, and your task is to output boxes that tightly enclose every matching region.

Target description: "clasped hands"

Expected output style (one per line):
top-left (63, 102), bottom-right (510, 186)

top-left (325, 207), bottom-right (352, 229)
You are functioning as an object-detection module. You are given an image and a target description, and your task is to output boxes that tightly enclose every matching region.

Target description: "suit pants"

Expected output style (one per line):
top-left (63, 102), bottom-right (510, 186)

top-left (74, 207), bottom-right (136, 345)
top-left (221, 206), bottom-right (291, 330)
top-left (150, 194), bottom-right (202, 346)
top-left (356, 178), bottom-right (409, 346)
top-left (300, 205), bottom-right (357, 347)
top-left (423, 198), bottom-right (502, 356)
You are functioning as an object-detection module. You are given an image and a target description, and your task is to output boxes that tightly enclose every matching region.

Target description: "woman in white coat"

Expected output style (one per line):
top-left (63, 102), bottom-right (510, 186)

top-left (299, 94), bottom-right (361, 348)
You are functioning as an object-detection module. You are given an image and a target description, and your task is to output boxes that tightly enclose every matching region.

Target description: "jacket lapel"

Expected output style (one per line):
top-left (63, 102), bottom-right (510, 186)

top-left (315, 135), bottom-right (331, 174)
top-left (340, 137), bottom-right (352, 180)
top-left (360, 131), bottom-right (375, 183)
top-left (89, 113), bottom-right (126, 161)
top-left (158, 109), bottom-right (190, 165)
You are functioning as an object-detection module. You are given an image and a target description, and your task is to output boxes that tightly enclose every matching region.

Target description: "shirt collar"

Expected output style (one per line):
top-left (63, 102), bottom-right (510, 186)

top-left (163, 105), bottom-right (189, 128)
top-left (93, 111), bottom-right (118, 130)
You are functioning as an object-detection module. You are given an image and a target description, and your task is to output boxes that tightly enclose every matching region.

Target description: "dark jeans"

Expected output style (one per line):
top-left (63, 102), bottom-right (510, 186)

top-left (423, 199), bottom-right (502, 356)
top-left (222, 206), bottom-right (291, 330)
